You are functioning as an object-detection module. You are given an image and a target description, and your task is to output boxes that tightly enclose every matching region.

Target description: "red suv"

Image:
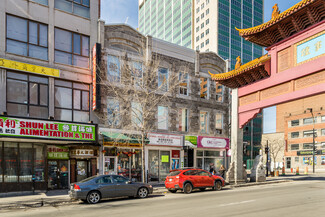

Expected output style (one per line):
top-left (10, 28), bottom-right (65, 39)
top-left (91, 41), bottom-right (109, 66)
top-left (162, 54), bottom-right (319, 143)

top-left (165, 168), bottom-right (225, 194)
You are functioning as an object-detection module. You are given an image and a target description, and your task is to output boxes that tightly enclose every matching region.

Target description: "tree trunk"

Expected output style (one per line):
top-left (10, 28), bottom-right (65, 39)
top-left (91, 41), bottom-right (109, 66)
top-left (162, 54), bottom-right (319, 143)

top-left (141, 132), bottom-right (146, 183)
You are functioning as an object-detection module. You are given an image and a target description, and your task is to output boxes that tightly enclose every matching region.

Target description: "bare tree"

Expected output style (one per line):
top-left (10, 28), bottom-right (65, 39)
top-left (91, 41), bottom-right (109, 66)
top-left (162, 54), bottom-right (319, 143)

top-left (96, 51), bottom-right (189, 182)
top-left (261, 133), bottom-right (285, 169)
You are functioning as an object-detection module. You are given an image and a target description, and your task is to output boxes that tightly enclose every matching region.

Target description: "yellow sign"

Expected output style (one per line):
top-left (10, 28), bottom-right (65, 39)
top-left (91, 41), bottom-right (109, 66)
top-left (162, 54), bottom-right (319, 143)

top-left (161, 155), bottom-right (169, 163)
top-left (0, 58), bottom-right (59, 77)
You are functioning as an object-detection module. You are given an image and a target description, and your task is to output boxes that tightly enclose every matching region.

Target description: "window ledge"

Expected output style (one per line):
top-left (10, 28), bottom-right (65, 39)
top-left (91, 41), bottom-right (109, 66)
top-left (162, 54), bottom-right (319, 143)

top-left (54, 8), bottom-right (90, 21)
top-left (6, 52), bottom-right (49, 64)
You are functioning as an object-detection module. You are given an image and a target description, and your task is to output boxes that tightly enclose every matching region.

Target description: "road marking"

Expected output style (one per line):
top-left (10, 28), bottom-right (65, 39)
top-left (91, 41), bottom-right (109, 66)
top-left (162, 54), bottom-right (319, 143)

top-left (219, 200), bottom-right (256, 207)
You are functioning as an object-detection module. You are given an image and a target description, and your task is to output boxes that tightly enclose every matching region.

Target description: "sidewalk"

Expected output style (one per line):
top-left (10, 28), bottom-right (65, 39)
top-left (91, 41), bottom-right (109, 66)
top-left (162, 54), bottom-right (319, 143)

top-left (1, 173), bottom-right (324, 210)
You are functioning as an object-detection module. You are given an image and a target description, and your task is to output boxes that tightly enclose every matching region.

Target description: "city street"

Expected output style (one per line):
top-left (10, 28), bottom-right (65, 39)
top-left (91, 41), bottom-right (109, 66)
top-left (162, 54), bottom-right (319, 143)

top-left (2, 178), bottom-right (325, 217)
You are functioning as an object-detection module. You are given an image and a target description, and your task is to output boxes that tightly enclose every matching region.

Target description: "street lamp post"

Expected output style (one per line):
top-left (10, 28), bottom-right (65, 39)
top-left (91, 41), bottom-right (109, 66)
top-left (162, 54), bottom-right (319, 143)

top-left (307, 108), bottom-right (316, 173)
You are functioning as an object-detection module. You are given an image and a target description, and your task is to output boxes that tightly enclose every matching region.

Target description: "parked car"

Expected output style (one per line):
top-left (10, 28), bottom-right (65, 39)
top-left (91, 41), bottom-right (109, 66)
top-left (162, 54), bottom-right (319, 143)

top-left (69, 175), bottom-right (153, 204)
top-left (165, 168), bottom-right (225, 194)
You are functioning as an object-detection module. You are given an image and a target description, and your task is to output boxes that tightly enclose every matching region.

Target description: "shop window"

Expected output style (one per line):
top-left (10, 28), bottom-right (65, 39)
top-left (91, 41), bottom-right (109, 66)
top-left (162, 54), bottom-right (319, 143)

top-left (291, 120), bottom-right (299, 126)
top-left (178, 108), bottom-right (188, 132)
top-left (303, 130), bottom-right (314, 137)
top-left (19, 143), bottom-right (33, 182)
top-left (204, 151), bottom-right (219, 157)
top-left (215, 112), bottom-right (223, 134)
top-left (200, 78), bottom-right (209, 99)
top-left (291, 144), bottom-right (299, 150)
top-left (6, 71), bottom-right (48, 119)
top-left (200, 111), bottom-right (208, 133)
top-left (54, 80), bottom-right (90, 122)
top-left (131, 61), bottom-right (143, 87)
top-left (107, 55), bottom-right (121, 82)
top-left (131, 102), bottom-right (143, 127)
top-left (303, 143), bottom-right (313, 150)
top-left (31, 0), bottom-right (48, 5)
top-left (54, 28), bottom-right (89, 68)
top-left (107, 98), bottom-right (120, 126)
top-left (197, 150), bottom-right (203, 156)
top-left (4, 142), bottom-right (18, 182)
top-left (6, 15), bottom-right (48, 60)
top-left (34, 144), bottom-right (45, 181)
top-left (179, 72), bottom-right (189, 96)
top-left (216, 82), bottom-right (224, 102)
top-left (158, 68), bottom-right (168, 92)
top-left (0, 143), bottom-right (2, 182)
top-left (291, 132), bottom-right (299, 138)
top-left (55, 0), bottom-right (90, 18)
top-left (158, 106), bottom-right (168, 130)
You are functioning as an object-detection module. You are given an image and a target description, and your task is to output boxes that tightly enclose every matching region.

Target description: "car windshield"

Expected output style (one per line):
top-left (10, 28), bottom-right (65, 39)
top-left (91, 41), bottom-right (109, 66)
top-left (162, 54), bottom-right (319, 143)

top-left (79, 176), bottom-right (98, 183)
top-left (168, 171), bottom-right (181, 176)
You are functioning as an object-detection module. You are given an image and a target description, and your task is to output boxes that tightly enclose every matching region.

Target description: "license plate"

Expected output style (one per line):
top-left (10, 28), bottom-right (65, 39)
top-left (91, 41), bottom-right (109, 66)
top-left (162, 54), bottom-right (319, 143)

top-left (169, 178), bottom-right (172, 181)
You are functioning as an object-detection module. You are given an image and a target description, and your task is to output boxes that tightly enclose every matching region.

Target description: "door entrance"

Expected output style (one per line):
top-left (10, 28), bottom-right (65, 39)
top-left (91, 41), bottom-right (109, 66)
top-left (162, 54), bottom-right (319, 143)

top-left (104, 156), bottom-right (117, 175)
top-left (48, 160), bottom-right (69, 189)
top-left (76, 160), bottom-right (89, 182)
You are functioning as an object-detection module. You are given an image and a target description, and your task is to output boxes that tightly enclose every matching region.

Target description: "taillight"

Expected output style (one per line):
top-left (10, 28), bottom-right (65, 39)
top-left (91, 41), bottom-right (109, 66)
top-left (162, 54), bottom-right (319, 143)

top-left (74, 184), bottom-right (81, 191)
top-left (176, 176), bottom-right (179, 179)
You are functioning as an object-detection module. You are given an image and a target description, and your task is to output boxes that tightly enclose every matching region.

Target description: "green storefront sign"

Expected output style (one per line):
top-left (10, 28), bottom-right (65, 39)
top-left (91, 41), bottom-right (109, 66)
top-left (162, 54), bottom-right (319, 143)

top-left (185, 135), bottom-right (197, 147)
top-left (297, 150), bottom-right (325, 156)
top-left (48, 146), bottom-right (69, 160)
top-left (0, 116), bottom-right (96, 142)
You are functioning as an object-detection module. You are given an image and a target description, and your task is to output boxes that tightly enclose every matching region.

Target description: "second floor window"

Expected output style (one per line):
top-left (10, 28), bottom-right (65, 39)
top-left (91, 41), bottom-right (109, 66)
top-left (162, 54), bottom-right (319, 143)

top-left (55, 0), bottom-right (90, 18)
top-left (179, 72), bottom-right (188, 96)
top-left (291, 144), bottom-right (299, 150)
top-left (216, 82), bottom-right (224, 102)
top-left (54, 28), bottom-right (89, 68)
top-left (303, 117), bottom-right (314, 125)
top-left (291, 132), bottom-right (299, 138)
top-left (303, 130), bottom-right (314, 137)
top-left (6, 71), bottom-right (48, 119)
top-left (6, 15), bottom-right (48, 60)
top-left (158, 68), bottom-right (168, 92)
top-left (215, 112), bottom-right (223, 134)
top-left (200, 77), bottom-right (209, 99)
top-left (200, 111), bottom-right (208, 133)
top-left (303, 143), bottom-right (313, 150)
top-left (158, 106), bottom-right (168, 130)
top-left (179, 108), bottom-right (188, 132)
top-left (107, 98), bottom-right (120, 127)
top-left (107, 55), bottom-right (121, 82)
top-left (54, 80), bottom-right (89, 122)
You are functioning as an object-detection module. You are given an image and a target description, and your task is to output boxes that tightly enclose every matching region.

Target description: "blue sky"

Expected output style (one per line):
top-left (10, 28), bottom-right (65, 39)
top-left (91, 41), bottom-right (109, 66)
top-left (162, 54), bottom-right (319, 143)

top-left (101, 0), bottom-right (302, 29)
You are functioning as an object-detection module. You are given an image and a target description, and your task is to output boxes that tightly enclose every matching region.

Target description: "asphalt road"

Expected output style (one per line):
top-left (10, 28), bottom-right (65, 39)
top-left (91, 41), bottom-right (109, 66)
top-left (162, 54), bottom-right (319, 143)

top-left (2, 179), bottom-right (325, 217)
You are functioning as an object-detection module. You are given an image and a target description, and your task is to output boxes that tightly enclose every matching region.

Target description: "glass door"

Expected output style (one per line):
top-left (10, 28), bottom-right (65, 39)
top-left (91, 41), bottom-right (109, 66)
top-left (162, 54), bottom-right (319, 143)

top-left (159, 151), bottom-right (170, 182)
top-left (148, 150), bottom-right (159, 182)
top-left (58, 160), bottom-right (68, 189)
top-left (48, 161), bottom-right (58, 189)
top-left (104, 156), bottom-right (117, 175)
top-left (76, 160), bottom-right (88, 182)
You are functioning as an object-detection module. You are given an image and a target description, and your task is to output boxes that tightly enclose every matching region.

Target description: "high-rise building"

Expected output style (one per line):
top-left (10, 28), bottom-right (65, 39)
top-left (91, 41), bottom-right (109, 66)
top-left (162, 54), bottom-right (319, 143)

top-left (138, 0), bottom-right (264, 69)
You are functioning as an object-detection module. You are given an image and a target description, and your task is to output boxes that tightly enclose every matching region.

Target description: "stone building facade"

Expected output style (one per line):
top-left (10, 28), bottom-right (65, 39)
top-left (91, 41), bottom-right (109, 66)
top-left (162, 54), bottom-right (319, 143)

top-left (96, 24), bottom-right (230, 183)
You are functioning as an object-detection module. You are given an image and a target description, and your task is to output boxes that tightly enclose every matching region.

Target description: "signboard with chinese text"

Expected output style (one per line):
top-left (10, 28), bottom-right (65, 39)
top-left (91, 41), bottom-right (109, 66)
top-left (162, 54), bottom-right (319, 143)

top-left (48, 145), bottom-right (69, 160)
top-left (296, 30), bottom-right (325, 65)
top-left (184, 135), bottom-right (197, 147)
top-left (70, 149), bottom-right (95, 158)
top-left (148, 133), bottom-right (183, 147)
top-left (0, 58), bottom-right (59, 77)
top-left (0, 116), bottom-right (96, 142)
top-left (197, 136), bottom-right (229, 149)
top-left (92, 43), bottom-right (101, 110)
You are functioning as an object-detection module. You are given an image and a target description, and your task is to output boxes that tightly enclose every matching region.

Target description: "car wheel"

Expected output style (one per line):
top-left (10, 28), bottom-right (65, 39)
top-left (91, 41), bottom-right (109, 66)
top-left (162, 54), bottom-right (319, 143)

top-left (199, 188), bottom-right (206, 191)
top-left (86, 191), bottom-right (101, 204)
top-left (183, 183), bottom-right (192, 194)
top-left (214, 181), bottom-right (222, 191)
top-left (137, 187), bottom-right (148, 198)
top-left (168, 189), bottom-right (177, 193)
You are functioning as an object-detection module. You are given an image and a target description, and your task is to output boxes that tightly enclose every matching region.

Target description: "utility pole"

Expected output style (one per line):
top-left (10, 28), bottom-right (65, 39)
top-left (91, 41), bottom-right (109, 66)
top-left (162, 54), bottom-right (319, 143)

top-left (265, 140), bottom-right (269, 177)
top-left (307, 108), bottom-right (316, 173)
top-left (250, 120), bottom-right (253, 161)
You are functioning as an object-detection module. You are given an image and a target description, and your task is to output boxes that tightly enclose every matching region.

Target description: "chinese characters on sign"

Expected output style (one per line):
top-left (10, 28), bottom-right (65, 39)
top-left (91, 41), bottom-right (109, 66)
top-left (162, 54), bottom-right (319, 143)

top-left (148, 133), bottom-right (183, 147)
top-left (0, 116), bottom-right (96, 141)
top-left (296, 31), bottom-right (325, 64)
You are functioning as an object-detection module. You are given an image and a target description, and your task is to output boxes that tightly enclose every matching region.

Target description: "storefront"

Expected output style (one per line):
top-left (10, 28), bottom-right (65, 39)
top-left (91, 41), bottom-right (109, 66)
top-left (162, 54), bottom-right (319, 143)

top-left (101, 131), bottom-right (143, 182)
top-left (183, 135), bottom-right (197, 168)
top-left (0, 116), bottom-right (97, 192)
top-left (146, 133), bottom-right (184, 183)
top-left (195, 136), bottom-right (229, 172)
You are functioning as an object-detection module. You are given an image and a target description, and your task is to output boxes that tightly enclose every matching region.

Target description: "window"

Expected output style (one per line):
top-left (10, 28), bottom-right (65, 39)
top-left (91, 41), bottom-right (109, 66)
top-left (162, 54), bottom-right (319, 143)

top-left (200, 111), bottom-right (208, 133)
top-left (201, 32), bottom-right (204, 38)
top-left (196, 7), bottom-right (200, 13)
top-left (158, 68), bottom-right (168, 92)
top-left (6, 71), bottom-right (48, 119)
top-left (215, 112), bottom-right (223, 134)
top-left (6, 15), bottom-right (48, 60)
top-left (303, 130), bottom-right (314, 137)
top-left (54, 80), bottom-right (90, 122)
top-left (206, 39), bottom-right (209, 45)
top-left (31, 0), bottom-right (48, 5)
top-left (206, 0), bottom-right (209, 4)
top-left (322, 116), bottom-right (325, 122)
top-left (303, 117), bottom-right (314, 125)
top-left (303, 143), bottom-right (313, 150)
top-left (321, 142), bottom-right (325, 149)
top-left (196, 46), bottom-right (199, 50)
top-left (216, 82), bottom-right (224, 102)
top-left (196, 36), bottom-right (200, 42)
top-left (196, 17), bottom-right (200, 23)
top-left (107, 98), bottom-right (120, 126)
top-left (201, 13), bottom-right (204, 19)
top-left (201, 22), bottom-right (204, 28)
top-left (158, 106), bottom-right (168, 130)
top-left (179, 72), bottom-right (189, 95)
top-left (206, 19), bottom-right (209, 25)
top-left (291, 144), bottom-right (299, 150)
top-left (201, 42), bottom-right (204, 48)
top-left (291, 120), bottom-right (299, 126)
top-left (107, 55), bottom-right (121, 82)
top-left (200, 77), bottom-right (209, 99)
top-left (179, 108), bottom-right (188, 132)
top-left (201, 3), bottom-right (204, 9)
top-left (206, 28), bottom-right (209, 35)
top-left (196, 26), bottom-right (200, 32)
top-left (54, 28), bottom-right (89, 68)
top-left (55, 0), bottom-right (90, 18)
top-left (131, 102), bottom-right (143, 127)
top-left (206, 8), bottom-right (209, 15)
top-left (291, 132), bottom-right (299, 138)
top-left (322, 129), bottom-right (325, 136)
top-left (295, 157), bottom-right (299, 162)
top-left (131, 61), bottom-right (143, 87)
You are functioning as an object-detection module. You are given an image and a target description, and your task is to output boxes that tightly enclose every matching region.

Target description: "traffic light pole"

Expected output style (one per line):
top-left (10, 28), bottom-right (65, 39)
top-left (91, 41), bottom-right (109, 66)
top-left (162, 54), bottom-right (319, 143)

top-left (266, 140), bottom-right (269, 177)
top-left (312, 123), bottom-right (315, 173)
